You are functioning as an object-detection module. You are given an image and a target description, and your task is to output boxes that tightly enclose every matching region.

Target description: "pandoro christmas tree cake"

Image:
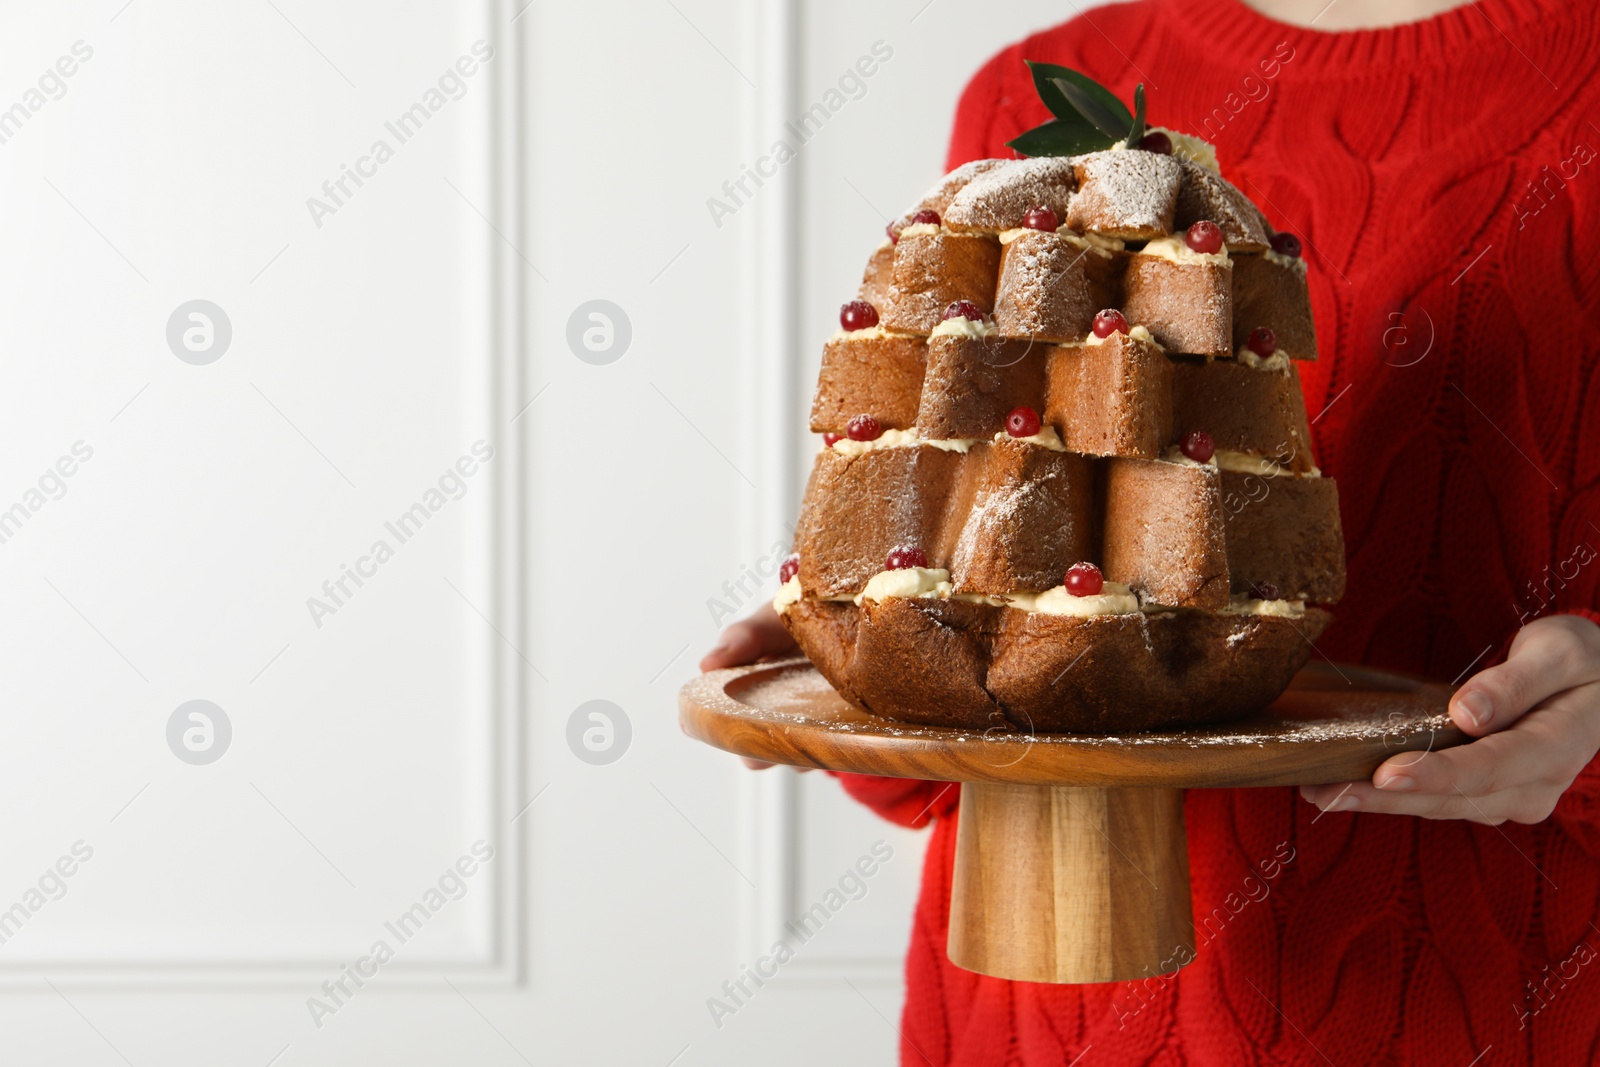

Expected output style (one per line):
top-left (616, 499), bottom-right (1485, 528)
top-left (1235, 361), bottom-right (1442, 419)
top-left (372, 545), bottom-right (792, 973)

top-left (772, 65), bottom-right (1345, 733)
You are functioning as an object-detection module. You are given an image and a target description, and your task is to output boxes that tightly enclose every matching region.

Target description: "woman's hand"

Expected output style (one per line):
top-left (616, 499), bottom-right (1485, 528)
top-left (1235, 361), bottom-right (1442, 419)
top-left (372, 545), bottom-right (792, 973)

top-left (1302, 614), bottom-right (1600, 825)
top-left (699, 602), bottom-right (796, 673)
top-left (700, 603), bottom-right (804, 770)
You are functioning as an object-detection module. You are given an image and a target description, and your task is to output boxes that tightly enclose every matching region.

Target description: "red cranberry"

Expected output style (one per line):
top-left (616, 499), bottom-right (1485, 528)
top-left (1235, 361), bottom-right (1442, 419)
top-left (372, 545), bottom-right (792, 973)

top-left (779, 554), bottom-right (800, 584)
top-left (909, 209), bottom-right (940, 227)
top-left (1064, 562), bottom-right (1104, 597)
top-left (885, 219), bottom-right (902, 245)
top-left (1269, 232), bottom-right (1302, 258)
top-left (885, 545), bottom-right (929, 571)
top-left (1180, 430), bottom-right (1215, 463)
top-left (1247, 326), bottom-right (1277, 357)
top-left (1005, 407), bottom-right (1042, 438)
top-left (840, 300), bottom-right (879, 332)
top-left (1185, 220), bottom-right (1224, 255)
top-left (1138, 131), bottom-right (1173, 155)
top-left (1092, 309), bottom-right (1130, 338)
top-left (943, 300), bottom-right (984, 322)
top-left (845, 414), bottom-right (882, 442)
top-left (822, 432), bottom-right (843, 448)
top-left (1022, 206), bottom-right (1058, 232)
top-left (1249, 581), bottom-right (1281, 601)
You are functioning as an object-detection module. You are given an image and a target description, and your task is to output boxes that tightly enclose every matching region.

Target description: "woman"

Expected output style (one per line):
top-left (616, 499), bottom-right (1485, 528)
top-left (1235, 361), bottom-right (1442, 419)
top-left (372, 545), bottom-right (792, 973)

top-left (705, 0), bottom-right (1600, 1060)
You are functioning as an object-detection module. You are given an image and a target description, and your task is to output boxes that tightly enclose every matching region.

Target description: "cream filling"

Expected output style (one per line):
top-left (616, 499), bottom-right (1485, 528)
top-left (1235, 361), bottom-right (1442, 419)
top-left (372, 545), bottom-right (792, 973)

top-left (1263, 248), bottom-right (1308, 273)
top-left (897, 222), bottom-right (941, 238)
top-left (773, 574), bottom-right (803, 615)
top-left (1139, 235), bottom-right (1230, 267)
top-left (1236, 347), bottom-right (1290, 372)
top-left (852, 569), bottom-right (1140, 617)
top-left (1065, 231), bottom-right (1126, 254)
top-left (1165, 129), bottom-right (1221, 173)
top-left (958, 581), bottom-right (1140, 617)
top-left (1110, 127), bottom-right (1219, 174)
top-left (1214, 449), bottom-right (1294, 477)
top-left (929, 316), bottom-right (997, 340)
top-left (855, 566), bottom-right (952, 605)
top-left (1163, 445), bottom-right (1318, 478)
top-left (998, 228), bottom-right (1124, 255)
top-left (994, 426), bottom-right (1067, 451)
top-left (794, 576), bottom-right (1296, 620)
top-left (828, 325), bottom-right (928, 343)
top-left (1220, 593), bottom-right (1306, 618)
top-left (1084, 323), bottom-right (1160, 348)
top-left (828, 429), bottom-right (978, 456)
top-left (1161, 444), bottom-right (1217, 469)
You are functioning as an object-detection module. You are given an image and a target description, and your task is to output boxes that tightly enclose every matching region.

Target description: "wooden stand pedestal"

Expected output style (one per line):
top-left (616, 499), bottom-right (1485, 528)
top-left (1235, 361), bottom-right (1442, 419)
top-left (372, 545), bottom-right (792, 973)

top-left (680, 658), bottom-right (1459, 985)
top-left (949, 783), bottom-right (1192, 984)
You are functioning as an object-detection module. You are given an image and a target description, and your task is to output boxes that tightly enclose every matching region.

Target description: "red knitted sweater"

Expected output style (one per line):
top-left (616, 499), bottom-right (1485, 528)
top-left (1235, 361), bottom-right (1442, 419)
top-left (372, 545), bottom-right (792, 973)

top-left (834, 0), bottom-right (1600, 1062)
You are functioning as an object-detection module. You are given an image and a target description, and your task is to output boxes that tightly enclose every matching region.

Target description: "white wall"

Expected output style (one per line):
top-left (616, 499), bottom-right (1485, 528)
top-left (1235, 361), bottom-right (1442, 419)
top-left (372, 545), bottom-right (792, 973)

top-left (0, 0), bottom-right (1086, 1062)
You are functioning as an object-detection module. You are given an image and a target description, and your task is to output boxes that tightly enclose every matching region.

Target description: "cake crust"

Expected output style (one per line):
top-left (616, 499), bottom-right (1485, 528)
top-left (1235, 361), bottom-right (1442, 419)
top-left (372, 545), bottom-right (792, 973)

top-left (782, 598), bottom-right (1332, 733)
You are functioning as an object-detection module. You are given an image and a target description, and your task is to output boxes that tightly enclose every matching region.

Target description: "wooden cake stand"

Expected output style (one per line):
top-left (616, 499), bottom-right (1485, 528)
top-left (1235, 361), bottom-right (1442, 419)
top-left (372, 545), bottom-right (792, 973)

top-left (680, 656), bottom-right (1462, 985)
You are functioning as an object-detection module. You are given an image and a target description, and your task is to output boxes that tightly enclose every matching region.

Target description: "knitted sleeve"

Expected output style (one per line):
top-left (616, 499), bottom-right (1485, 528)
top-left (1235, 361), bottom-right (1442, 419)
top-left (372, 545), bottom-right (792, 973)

top-left (1550, 608), bottom-right (1600, 854)
top-left (830, 772), bottom-right (959, 828)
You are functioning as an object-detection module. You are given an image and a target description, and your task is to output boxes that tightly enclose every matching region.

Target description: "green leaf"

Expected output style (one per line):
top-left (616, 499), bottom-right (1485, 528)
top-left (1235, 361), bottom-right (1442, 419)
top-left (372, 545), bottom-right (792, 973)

top-left (1052, 77), bottom-right (1130, 140)
top-left (1125, 84), bottom-right (1146, 148)
top-left (1006, 117), bottom-right (1117, 158)
top-left (1025, 61), bottom-right (1081, 123)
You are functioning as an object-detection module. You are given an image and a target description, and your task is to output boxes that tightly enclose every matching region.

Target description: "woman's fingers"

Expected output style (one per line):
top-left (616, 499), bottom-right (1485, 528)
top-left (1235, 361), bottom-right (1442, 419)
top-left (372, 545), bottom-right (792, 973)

top-left (699, 604), bottom-right (796, 671)
top-left (701, 605), bottom-right (807, 773)
top-left (1304, 681), bottom-right (1600, 824)
top-left (1449, 615), bottom-right (1600, 735)
top-left (1298, 779), bottom-right (1552, 824)
top-left (1371, 725), bottom-right (1542, 796)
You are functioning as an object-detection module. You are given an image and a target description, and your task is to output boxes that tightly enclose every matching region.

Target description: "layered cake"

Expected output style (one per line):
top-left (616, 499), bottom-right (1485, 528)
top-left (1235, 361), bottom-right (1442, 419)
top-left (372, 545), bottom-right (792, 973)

top-left (774, 66), bottom-right (1343, 734)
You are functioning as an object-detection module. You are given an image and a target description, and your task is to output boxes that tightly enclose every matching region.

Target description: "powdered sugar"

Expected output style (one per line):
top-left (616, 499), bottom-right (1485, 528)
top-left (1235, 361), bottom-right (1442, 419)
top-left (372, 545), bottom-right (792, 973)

top-left (727, 661), bottom-right (1454, 749)
top-left (945, 158), bottom-right (1078, 231)
top-left (1069, 150), bottom-right (1182, 235)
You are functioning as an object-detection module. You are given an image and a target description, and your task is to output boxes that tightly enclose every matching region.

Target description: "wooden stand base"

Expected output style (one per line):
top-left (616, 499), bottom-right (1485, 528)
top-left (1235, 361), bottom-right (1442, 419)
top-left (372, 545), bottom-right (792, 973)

top-left (948, 782), bottom-right (1194, 984)
top-left (681, 659), bottom-right (1459, 984)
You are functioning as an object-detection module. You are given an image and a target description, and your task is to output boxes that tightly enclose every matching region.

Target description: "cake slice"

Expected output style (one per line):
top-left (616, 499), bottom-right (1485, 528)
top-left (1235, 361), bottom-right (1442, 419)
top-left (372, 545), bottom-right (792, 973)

top-left (858, 242), bottom-right (895, 309)
top-left (1218, 470), bottom-right (1346, 602)
top-left (916, 324), bottom-right (1045, 439)
top-left (881, 231), bottom-right (1002, 334)
top-left (944, 158), bottom-right (1078, 233)
top-left (1102, 456), bottom-right (1230, 609)
top-left (1173, 158), bottom-right (1271, 252)
top-left (1043, 332), bottom-right (1173, 458)
top-left (1231, 250), bottom-right (1317, 360)
top-left (810, 327), bottom-right (928, 434)
top-left (944, 440), bottom-right (1095, 594)
top-left (1067, 151), bottom-right (1182, 239)
top-left (1121, 240), bottom-right (1232, 357)
top-left (1170, 358), bottom-right (1316, 472)
top-left (793, 444), bottom-right (965, 597)
top-left (993, 229), bottom-right (1122, 342)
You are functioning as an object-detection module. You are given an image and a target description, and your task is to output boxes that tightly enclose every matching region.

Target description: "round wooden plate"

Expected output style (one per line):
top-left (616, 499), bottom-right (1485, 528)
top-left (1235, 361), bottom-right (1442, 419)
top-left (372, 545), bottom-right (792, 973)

top-left (680, 657), bottom-right (1466, 789)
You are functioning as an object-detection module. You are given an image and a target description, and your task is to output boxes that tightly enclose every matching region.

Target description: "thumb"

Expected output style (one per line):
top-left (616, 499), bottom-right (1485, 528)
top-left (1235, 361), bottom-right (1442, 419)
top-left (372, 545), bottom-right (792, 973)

top-left (1450, 617), bottom-right (1600, 736)
top-left (699, 623), bottom-right (761, 672)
